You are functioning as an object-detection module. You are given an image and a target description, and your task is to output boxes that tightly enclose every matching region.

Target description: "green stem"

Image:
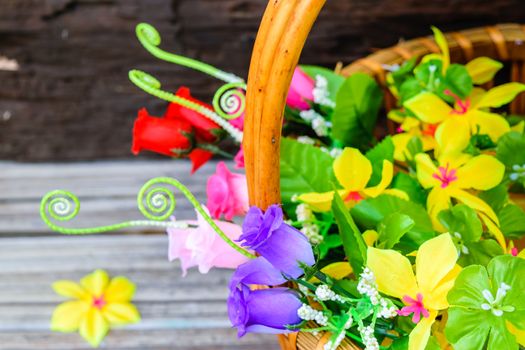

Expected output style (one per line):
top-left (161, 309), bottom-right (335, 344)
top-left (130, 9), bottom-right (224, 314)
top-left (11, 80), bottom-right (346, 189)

top-left (136, 23), bottom-right (243, 84)
top-left (40, 177), bottom-right (256, 260)
top-left (129, 69), bottom-right (243, 143)
top-left (197, 143), bottom-right (234, 159)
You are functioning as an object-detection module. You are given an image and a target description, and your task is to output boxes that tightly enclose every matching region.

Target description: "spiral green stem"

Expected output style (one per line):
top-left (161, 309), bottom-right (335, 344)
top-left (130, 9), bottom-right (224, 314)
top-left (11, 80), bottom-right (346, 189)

top-left (129, 69), bottom-right (243, 143)
top-left (136, 23), bottom-right (243, 84)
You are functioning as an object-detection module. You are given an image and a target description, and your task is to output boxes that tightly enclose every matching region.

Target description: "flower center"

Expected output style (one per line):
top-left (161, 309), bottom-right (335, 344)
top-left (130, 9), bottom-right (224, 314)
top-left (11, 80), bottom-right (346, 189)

top-left (453, 232), bottom-right (469, 255)
top-left (511, 247), bottom-right (519, 257)
top-left (444, 89), bottom-right (470, 115)
top-left (432, 163), bottom-right (458, 188)
top-left (421, 123), bottom-right (438, 137)
top-left (345, 191), bottom-right (363, 202)
top-left (397, 293), bottom-right (430, 323)
top-left (92, 296), bottom-right (107, 310)
top-left (480, 282), bottom-right (515, 317)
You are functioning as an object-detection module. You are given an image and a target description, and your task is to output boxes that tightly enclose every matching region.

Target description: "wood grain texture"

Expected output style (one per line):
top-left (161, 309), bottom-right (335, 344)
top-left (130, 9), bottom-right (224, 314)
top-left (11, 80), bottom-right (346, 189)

top-left (1, 0), bottom-right (524, 161)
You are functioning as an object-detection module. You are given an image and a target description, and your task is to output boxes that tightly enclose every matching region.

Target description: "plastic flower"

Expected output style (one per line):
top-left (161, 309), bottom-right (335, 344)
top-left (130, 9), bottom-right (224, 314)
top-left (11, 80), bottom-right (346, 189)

top-left (299, 147), bottom-right (407, 212)
top-left (367, 233), bottom-right (461, 350)
top-left (446, 255), bottom-right (525, 350)
top-left (51, 270), bottom-right (140, 348)
top-left (286, 67), bottom-right (315, 110)
top-left (404, 82), bottom-right (525, 142)
top-left (228, 257), bottom-right (301, 337)
top-left (167, 207), bottom-right (250, 276)
top-left (206, 162), bottom-right (249, 220)
top-left (391, 116), bottom-right (437, 161)
top-left (238, 205), bottom-right (315, 278)
top-left (234, 147), bottom-right (245, 169)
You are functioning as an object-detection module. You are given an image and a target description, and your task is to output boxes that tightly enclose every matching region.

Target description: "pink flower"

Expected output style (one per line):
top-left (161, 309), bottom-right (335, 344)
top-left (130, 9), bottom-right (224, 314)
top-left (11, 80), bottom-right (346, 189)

top-left (167, 208), bottom-right (249, 276)
top-left (229, 114), bottom-right (244, 131)
top-left (234, 147), bottom-right (245, 169)
top-left (207, 162), bottom-right (249, 220)
top-left (286, 67), bottom-right (315, 110)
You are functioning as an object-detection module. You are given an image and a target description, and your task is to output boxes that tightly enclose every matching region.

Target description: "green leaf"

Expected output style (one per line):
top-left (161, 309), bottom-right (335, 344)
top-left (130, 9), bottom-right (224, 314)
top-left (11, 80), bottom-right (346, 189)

top-left (465, 57), bottom-right (504, 85)
top-left (496, 131), bottom-right (525, 170)
top-left (399, 77), bottom-right (424, 103)
top-left (444, 63), bottom-right (473, 98)
top-left (332, 73), bottom-right (383, 148)
top-left (365, 136), bottom-right (394, 187)
top-left (438, 205), bottom-right (482, 242)
top-left (301, 65), bottom-right (345, 100)
top-left (377, 213), bottom-right (415, 249)
top-left (318, 234), bottom-right (343, 259)
top-left (499, 204), bottom-right (525, 239)
top-left (479, 184), bottom-right (509, 213)
top-left (331, 191), bottom-right (367, 275)
top-left (459, 240), bottom-right (503, 267)
top-left (351, 195), bottom-right (435, 251)
top-left (391, 172), bottom-right (427, 205)
top-left (280, 137), bottom-right (336, 204)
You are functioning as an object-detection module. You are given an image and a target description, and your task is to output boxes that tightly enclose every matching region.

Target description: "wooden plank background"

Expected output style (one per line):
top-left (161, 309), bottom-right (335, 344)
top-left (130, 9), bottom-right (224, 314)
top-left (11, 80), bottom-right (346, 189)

top-left (0, 159), bottom-right (279, 349)
top-left (0, 0), bottom-right (524, 161)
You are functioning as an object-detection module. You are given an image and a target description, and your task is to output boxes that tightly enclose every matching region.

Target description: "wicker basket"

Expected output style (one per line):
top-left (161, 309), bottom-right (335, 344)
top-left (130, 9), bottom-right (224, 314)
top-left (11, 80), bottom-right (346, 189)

top-left (243, 0), bottom-right (525, 348)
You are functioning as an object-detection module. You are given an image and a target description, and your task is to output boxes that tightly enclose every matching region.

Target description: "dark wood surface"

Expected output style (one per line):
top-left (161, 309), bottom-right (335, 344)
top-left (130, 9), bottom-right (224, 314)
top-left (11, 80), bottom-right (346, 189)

top-left (0, 0), bottom-right (524, 161)
top-left (0, 159), bottom-right (279, 349)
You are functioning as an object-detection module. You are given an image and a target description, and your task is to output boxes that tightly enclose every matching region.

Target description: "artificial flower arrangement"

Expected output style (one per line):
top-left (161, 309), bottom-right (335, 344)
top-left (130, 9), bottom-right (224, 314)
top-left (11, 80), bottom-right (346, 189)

top-left (40, 24), bottom-right (525, 350)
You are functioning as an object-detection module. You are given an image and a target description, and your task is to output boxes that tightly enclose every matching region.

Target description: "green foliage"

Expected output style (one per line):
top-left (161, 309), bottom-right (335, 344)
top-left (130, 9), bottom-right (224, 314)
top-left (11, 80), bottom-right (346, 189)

top-left (499, 204), bottom-right (525, 239)
top-left (332, 73), bottom-right (383, 148)
top-left (280, 137), bottom-right (337, 205)
top-left (391, 172), bottom-right (427, 205)
top-left (497, 132), bottom-right (525, 186)
top-left (331, 192), bottom-right (367, 275)
top-left (446, 255), bottom-right (525, 350)
top-left (365, 136), bottom-right (394, 187)
top-left (301, 65), bottom-right (345, 101)
top-left (444, 63), bottom-right (473, 98)
top-left (377, 213), bottom-right (415, 249)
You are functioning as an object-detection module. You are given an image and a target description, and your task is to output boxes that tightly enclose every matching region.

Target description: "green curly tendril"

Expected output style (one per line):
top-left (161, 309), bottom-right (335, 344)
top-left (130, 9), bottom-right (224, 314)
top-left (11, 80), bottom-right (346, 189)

top-left (212, 82), bottom-right (247, 120)
top-left (128, 69), bottom-right (243, 143)
top-left (40, 177), bottom-right (256, 259)
top-left (136, 23), bottom-right (243, 84)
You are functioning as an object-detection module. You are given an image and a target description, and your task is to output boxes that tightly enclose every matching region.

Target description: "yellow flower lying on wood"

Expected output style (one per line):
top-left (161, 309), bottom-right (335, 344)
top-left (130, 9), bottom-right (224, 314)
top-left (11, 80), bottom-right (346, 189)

top-left (298, 147), bottom-right (407, 211)
top-left (367, 233), bottom-right (461, 350)
top-left (51, 269), bottom-right (140, 348)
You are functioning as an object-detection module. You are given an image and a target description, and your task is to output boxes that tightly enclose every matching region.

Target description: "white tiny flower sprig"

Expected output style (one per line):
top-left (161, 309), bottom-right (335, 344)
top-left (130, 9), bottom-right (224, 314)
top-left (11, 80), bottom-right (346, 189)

top-left (313, 75), bottom-right (336, 108)
top-left (357, 267), bottom-right (398, 319)
top-left (509, 164), bottom-right (525, 182)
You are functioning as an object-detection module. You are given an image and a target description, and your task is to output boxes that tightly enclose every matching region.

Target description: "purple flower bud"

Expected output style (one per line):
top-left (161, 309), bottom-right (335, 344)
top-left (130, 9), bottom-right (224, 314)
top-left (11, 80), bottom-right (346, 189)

top-left (228, 284), bottom-right (302, 337)
top-left (239, 205), bottom-right (315, 279)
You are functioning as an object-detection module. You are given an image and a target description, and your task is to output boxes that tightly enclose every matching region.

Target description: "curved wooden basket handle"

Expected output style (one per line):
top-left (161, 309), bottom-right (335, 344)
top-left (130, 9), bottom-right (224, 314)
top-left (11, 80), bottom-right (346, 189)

top-left (244, 0), bottom-right (326, 209)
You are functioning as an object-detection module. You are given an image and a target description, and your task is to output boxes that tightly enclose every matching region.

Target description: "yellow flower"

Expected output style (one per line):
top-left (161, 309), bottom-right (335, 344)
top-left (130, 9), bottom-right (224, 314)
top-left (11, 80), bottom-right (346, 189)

top-left (367, 233), bottom-right (461, 350)
top-left (298, 148), bottom-right (407, 212)
top-left (404, 83), bottom-right (525, 143)
top-left (391, 116), bottom-right (437, 161)
top-left (51, 269), bottom-right (140, 348)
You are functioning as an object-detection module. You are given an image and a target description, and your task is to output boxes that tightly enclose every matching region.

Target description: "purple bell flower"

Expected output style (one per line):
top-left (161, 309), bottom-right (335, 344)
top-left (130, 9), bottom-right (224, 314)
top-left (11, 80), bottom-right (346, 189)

top-left (238, 205), bottom-right (315, 279)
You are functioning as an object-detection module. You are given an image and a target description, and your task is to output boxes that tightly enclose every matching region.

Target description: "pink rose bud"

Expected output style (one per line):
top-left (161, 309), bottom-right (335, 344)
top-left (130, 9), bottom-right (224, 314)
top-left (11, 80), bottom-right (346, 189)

top-left (207, 162), bottom-right (249, 220)
top-left (234, 148), bottom-right (245, 169)
top-left (286, 67), bottom-right (315, 110)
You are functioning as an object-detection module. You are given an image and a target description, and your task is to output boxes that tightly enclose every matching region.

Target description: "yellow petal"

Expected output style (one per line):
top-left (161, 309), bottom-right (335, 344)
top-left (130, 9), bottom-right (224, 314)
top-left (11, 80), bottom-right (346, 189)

top-left (400, 117), bottom-right (422, 131)
top-left (448, 188), bottom-right (499, 224)
top-left (362, 230), bottom-right (379, 246)
top-left (298, 190), bottom-right (337, 212)
top-left (334, 148), bottom-right (372, 191)
top-left (479, 213), bottom-right (507, 251)
top-left (426, 264), bottom-right (461, 310)
top-left (51, 300), bottom-right (90, 332)
top-left (408, 310), bottom-right (438, 350)
top-left (455, 154), bottom-right (505, 190)
top-left (367, 247), bottom-right (418, 299)
top-left (508, 321), bottom-right (525, 346)
top-left (79, 308), bottom-right (109, 348)
top-left (511, 120), bottom-right (525, 133)
top-left (392, 133), bottom-right (412, 162)
top-left (420, 53), bottom-right (443, 65)
top-left (103, 302), bottom-right (141, 325)
top-left (387, 109), bottom-right (405, 123)
top-left (404, 92), bottom-right (452, 124)
top-left (415, 153), bottom-right (440, 189)
top-left (432, 26), bottom-right (449, 70)
top-left (427, 187), bottom-right (451, 231)
top-left (383, 189), bottom-right (410, 201)
top-left (434, 117), bottom-right (471, 157)
top-left (81, 270), bottom-right (109, 298)
top-left (465, 57), bottom-right (503, 85)
top-left (310, 262), bottom-right (353, 283)
top-left (104, 277), bottom-right (136, 303)
top-left (52, 281), bottom-right (90, 301)
top-left (416, 233), bottom-right (458, 302)
top-left (519, 250), bottom-right (525, 259)
top-left (476, 82), bottom-right (525, 108)
top-left (467, 110), bottom-right (510, 141)
top-left (363, 160), bottom-right (394, 197)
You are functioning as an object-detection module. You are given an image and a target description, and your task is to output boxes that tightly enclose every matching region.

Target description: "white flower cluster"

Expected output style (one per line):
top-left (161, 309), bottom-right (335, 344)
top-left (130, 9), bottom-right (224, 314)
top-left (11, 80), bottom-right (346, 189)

top-left (297, 135), bottom-right (316, 145)
top-left (301, 224), bottom-right (323, 244)
top-left (359, 325), bottom-right (379, 350)
top-left (315, 284), bottom-right (346, 303)
top-left (312, 116), bottom-right (329, 137)
top-left (299, 109), bottom-right (322, 122)
top-left (313, 75), bottom-right (336, 108)
top-left (296, 203), bottom-right (313, 222)
top-left (358, 268), bottom-right (398, 319)
top-left (297, 304), bottom-right (328, 326)
top-left (510, 164), bottom-right (525, 181)
top-left (323, 316), bottom-right (353, 350)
